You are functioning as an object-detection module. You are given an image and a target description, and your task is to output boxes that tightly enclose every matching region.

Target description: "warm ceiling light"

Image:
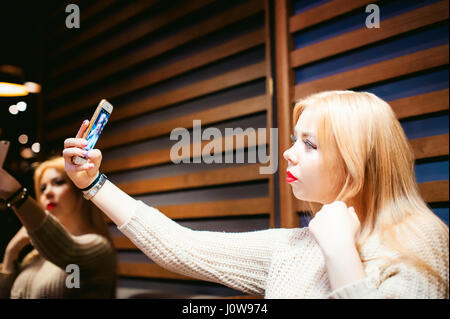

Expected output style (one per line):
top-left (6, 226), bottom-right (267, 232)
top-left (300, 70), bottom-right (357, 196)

top-left (24, 82), bottom-right (41, 93)
top-left (0, 65), bottom-right (29, 97)
top-left (0, 82), bottom-right (28, 96)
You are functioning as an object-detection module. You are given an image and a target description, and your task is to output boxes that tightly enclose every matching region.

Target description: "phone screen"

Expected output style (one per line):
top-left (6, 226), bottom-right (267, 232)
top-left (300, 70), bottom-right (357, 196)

top-left (84, 108), bottom-right (110, 151)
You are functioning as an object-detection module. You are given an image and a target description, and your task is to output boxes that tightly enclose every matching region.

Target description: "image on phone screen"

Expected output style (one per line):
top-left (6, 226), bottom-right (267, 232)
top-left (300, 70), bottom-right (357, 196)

top-left (84, 108), bottom-right (110, 151)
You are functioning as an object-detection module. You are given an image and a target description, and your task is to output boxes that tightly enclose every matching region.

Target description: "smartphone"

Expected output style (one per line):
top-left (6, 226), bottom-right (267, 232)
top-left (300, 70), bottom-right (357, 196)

top-left (72, 99), bottom-right (113, 165)
top-left (0, 140), bottom-right (10, 168)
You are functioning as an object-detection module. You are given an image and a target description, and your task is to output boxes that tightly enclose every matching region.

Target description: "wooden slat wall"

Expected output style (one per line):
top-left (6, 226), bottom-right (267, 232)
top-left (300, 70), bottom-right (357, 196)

top-left (42, 0), bottom-right (274, 299)
top-left (278, 0), bottom-right (449, 227)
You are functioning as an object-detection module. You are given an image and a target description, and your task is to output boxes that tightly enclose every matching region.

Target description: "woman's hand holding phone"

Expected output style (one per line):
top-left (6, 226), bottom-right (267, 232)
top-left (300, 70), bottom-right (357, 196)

top-left (62, 120), bottom-right (104, 189)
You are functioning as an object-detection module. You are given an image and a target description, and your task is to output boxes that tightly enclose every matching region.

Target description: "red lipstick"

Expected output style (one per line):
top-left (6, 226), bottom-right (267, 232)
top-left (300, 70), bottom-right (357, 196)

top-left (286, 171), bottom-right (298, 183)
top-left (46, 203), bottom-right (56, 210)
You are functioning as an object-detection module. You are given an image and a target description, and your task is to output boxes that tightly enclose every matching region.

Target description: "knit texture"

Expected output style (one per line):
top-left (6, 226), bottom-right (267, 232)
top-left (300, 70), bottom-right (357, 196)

top-left (119, 200), bottom-right (449, 299)
top-left (0, 212), bottom-right (116, 298)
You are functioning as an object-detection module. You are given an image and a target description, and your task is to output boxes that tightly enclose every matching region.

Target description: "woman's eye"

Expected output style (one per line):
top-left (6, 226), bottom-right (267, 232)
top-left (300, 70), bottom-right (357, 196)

top-left (304, 140), bottom-right (317, 150)
top-left (55, 179), bottom-right (66, 186)
top-left (40, 184), bottom-right (46, 192)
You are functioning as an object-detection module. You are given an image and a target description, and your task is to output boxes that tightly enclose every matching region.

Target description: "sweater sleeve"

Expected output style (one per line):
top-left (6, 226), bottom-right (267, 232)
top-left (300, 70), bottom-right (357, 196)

top-left (118, 200), bottom-right (292, 296)
top-left (0, 264), bottom-right (18, 299)
top-left (328, 262), bottom-right (448, 299)
top-left (27, 211), bottom-right (114, 274)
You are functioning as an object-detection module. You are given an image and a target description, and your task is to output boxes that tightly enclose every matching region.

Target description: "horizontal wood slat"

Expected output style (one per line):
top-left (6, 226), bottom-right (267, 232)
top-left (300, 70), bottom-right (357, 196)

top-left (117, 163), bottom-right (267, 195)
top-left (411, 134), bottom-right (449, 160)
top-left (47, 91), bottom-right (265, 145)
top-left (48, 0), bottom-right (120, 40)
top-left (419, 180), bottom-right (449, 203)
top-left (297, 181), bottom-right (449, 212)
top-left (49, 28), bottom-right (265, 104)
top-left (290, 0), bottom-right (449, 67)
top-left (49, 0), bottom-right (216, 82)
top-left (293, 44), bottom-right (449, 101)
top-left (109, 197), bottom-right (271, 231)
top-left (99, 94), bottom-right (266, 150)
top-left (102, 126), bottom-right (268, 174)
top-left (47, 0), bottom-right (263, 94)
top-left (159, 197), bottom-right (271, 219)
top-left (50, 0), bottom-right (159, 58)
top-left (46, 61), bottom-right (266, 127)
top-left (390, 89), bottom-right (449, 119)
top-left (289, 0), bottom-right (374, 33)
top-left (118, 262), bottom-right (194, 280)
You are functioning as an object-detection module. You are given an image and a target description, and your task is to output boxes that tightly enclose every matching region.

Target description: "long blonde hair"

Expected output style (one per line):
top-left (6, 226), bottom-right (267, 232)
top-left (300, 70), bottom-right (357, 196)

top-left (293, 90), bottom-right (448, 286)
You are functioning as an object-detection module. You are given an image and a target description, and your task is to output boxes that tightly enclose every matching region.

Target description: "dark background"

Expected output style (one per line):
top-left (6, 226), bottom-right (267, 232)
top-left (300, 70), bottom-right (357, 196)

top-left (0, 0), bottom-right (43, 262)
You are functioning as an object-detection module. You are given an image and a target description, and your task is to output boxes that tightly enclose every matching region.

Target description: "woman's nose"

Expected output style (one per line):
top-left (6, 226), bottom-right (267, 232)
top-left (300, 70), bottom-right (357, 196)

top-left (283, 146), bottom-right (297, 165)
top-left (44, 186), bottom-right (54, 198)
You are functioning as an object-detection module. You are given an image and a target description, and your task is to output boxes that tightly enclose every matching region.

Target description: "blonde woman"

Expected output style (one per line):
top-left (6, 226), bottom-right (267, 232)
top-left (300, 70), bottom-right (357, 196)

top-left (62, 90), bottom-right (448, 298)
top-left (0, 157), bottom-right (116, 298)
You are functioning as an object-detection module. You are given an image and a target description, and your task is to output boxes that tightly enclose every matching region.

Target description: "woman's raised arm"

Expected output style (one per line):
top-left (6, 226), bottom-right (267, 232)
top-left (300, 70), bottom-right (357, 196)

top-left (62, 120), bottom-right (136, 227)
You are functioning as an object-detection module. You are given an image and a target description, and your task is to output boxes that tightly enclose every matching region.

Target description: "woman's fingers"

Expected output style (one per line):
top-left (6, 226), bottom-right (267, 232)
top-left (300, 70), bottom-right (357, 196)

top-left (76, 120), bottom-right (89, 138)
top-left (62, 147), bottom-right (87, 159)
top-left (64, 138), bottom-right (88, 149)
top-left (73, 162), bottom-right (95, 172)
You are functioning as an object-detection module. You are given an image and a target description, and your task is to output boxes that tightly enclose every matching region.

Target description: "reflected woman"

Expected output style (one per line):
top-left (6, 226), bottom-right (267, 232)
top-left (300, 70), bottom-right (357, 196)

top-left (0, 157), bottom-right (116, 298)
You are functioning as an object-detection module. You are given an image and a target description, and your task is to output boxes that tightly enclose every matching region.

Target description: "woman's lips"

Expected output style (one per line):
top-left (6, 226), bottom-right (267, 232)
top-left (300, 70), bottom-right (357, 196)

top-left (286, 171), bottom-right (298, 183)
top-left (46, 203), bottom-right (57, 210)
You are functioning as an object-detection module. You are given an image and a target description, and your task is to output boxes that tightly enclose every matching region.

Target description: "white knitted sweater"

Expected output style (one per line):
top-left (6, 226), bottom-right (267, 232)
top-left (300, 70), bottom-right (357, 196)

top-left (118, 200), bottom-right (449, 299)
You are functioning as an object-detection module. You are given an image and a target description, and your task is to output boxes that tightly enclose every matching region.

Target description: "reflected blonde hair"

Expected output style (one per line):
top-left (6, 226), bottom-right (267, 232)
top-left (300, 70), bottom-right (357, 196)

top-left (293, 90), bottom-right (448, 287)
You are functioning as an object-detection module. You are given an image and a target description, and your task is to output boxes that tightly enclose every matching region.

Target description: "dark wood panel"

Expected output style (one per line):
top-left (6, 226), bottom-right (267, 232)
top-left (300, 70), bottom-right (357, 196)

top-left (290, 1), bottom-right (449, 67)
top-left (47, 0), bottom-right (264, 95)
top-left (48, 0), bottom-right (120, 40)
top-left (289, 0), bottom-right (374, 33)
top-left (49, 0), bottom-right (215, 80)
top-left (46, 61), bottom-right (266, 125)
top-left (275, 0), bottom-right (298, 228)
top-left (51, 0), bottom-right (159, 57)
top-left (296, 181), bottom-right (449, 212)
top-left (117, 164), bottom-right (267, 195)
top-left (47, 82), bottom-right (266, 144)
top-left (293, 44), bottom-right (449, 101)
top-left (102, 125), bottom-right (268, 174)
top-left (118, 262), bottom-right (194, 280)
top-left (109, 197), bottom-right (270, 229)
top-left (49, 28), bottom-right (265, 104)
top-left (98, 94), bottom-right (266, 150)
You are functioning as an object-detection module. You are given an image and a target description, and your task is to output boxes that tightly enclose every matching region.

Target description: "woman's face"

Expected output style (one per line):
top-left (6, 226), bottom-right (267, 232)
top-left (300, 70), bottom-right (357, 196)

top-left (39, 168), bottom-right (78, 218)
top-left (283, 108), bottom-right (343, 204)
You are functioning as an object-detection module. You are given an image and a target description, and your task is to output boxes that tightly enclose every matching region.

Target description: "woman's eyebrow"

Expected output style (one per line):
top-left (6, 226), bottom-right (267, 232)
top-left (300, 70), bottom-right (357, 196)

top-left (294, 128), bottom-right (316, 138)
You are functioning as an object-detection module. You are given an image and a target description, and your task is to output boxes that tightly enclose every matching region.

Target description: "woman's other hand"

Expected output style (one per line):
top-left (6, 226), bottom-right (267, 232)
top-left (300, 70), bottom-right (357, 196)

top-left (62, 120), bottom-right (103, 189)
top-left (0, 168), bottom-right (22, 200)
top-left (308, 201), bottom-right (361, 259)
